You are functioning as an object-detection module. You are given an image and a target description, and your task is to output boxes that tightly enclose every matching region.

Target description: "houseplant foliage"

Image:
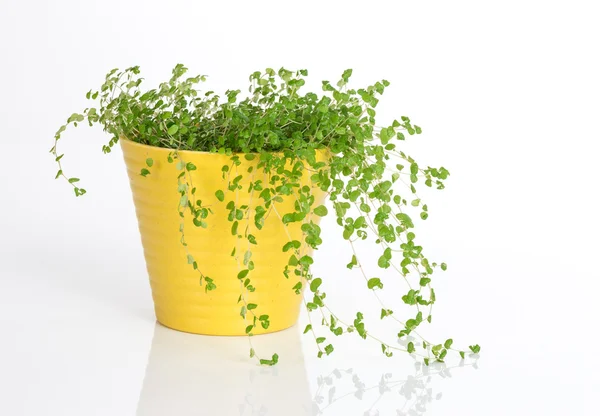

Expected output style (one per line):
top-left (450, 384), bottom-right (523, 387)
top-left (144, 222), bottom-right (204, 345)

top-left (51, 64), bottom-right (479, 365)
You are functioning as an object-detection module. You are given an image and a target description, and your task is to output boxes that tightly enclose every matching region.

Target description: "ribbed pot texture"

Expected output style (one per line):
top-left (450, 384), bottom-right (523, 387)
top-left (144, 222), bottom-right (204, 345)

top-left (120, 138), bottom-right (327, 335)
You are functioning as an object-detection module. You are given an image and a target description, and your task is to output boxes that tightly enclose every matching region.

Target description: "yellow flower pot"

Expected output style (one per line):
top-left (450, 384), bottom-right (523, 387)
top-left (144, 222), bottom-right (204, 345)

top-left (120, 138), bottom-right (327, 335)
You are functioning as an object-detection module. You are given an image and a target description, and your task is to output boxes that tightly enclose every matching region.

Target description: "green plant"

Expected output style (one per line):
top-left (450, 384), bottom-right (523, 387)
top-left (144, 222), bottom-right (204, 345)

top-left (51, 64), bottom-right (479, 365)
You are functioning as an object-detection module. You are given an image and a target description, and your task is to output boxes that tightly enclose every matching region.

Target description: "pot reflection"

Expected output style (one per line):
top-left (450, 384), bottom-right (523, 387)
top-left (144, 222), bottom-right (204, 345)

top-left (136, 322), bottom-right (312, 416)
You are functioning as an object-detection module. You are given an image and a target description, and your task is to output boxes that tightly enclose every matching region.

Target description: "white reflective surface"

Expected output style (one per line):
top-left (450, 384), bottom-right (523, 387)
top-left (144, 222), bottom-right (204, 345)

top-left (136, 323), bottom-right (479, 416)
top-left (0, 247), bottom-right (595, 416)
top-left (1, 0), bottom-right (599, 414)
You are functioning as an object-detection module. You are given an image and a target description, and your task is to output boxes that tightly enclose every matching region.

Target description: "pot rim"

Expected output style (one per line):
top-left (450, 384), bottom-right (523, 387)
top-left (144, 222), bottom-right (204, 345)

top-left (119, 136), bottom-right (330, 157)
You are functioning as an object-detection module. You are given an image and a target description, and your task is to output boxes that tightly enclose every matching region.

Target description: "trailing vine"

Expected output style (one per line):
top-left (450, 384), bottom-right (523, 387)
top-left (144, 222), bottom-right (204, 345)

top-left (51, 64), bottom-right (479, 366)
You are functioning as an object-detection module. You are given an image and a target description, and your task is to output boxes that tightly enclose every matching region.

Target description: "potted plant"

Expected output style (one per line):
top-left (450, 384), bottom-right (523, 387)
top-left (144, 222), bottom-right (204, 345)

top-left (51, 64), bottom-right (479, 365)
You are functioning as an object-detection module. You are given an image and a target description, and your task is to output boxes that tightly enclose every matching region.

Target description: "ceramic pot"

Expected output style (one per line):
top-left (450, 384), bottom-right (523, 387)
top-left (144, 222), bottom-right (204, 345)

top-left (121, 138), bottom-right (327, 335)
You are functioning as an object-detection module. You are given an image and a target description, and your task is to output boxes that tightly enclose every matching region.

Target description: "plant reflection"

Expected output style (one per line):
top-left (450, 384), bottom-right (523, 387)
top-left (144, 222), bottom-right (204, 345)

top-left (136, 323), bottom-right (477, 415)
top-left (311, 359), bottom-right (478, 415)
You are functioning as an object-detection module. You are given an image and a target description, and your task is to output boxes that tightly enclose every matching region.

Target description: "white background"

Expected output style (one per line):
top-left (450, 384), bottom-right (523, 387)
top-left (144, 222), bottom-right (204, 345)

top-left (1, 0), bottom-right (599, 414)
